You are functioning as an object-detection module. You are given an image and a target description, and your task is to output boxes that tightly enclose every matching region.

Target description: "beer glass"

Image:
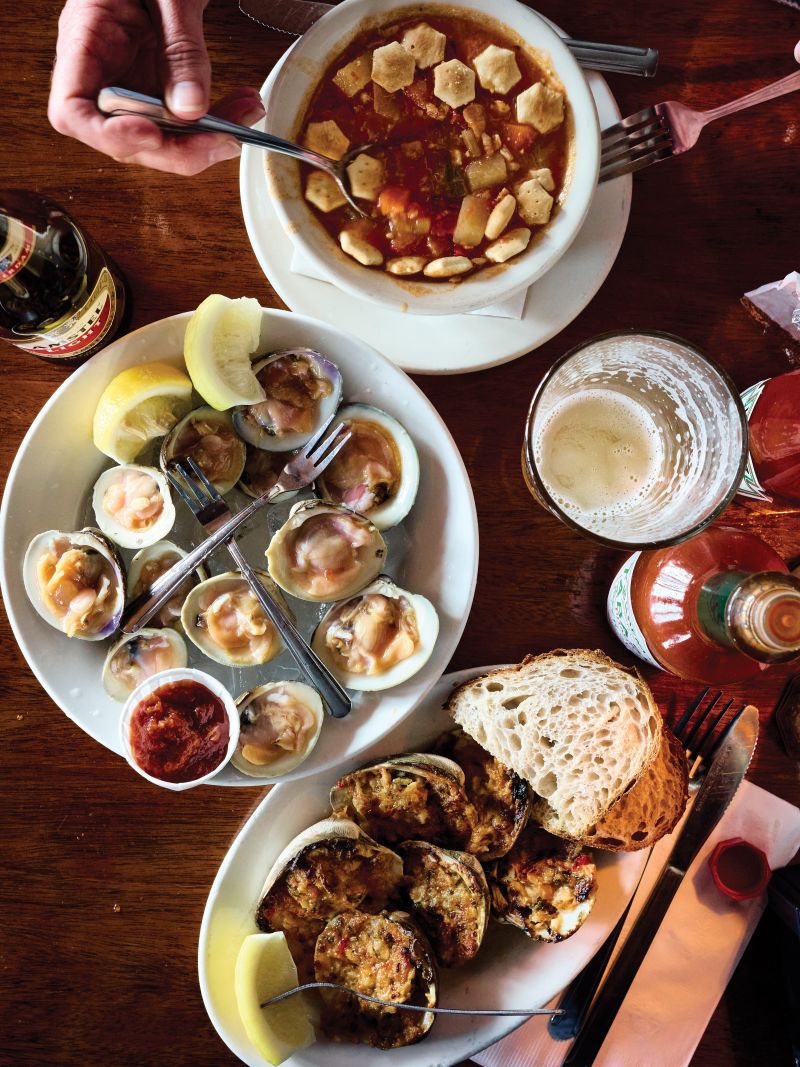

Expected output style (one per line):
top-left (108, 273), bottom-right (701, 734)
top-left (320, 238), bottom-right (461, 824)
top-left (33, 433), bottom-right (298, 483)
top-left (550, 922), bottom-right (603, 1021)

top-left (522, 331), bottom-right (748, 549)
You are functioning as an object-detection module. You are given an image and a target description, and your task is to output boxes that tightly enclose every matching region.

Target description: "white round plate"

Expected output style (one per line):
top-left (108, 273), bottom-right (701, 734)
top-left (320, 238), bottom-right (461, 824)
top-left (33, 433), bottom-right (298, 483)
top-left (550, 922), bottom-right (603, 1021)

top-left (0, 309), bottom-right (478, 786)
top-left (198, 666), bottom-right (648, 1067)
top-left (240, 35), bottom-right (632, 375)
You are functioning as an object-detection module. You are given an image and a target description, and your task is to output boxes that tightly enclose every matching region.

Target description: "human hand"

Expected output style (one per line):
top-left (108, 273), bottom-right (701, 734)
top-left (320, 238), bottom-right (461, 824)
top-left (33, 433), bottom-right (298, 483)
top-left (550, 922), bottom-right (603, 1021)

top-left (49, 0), bottom-right (265, 174)
top-left (796, 40), bottom-right (800, 63)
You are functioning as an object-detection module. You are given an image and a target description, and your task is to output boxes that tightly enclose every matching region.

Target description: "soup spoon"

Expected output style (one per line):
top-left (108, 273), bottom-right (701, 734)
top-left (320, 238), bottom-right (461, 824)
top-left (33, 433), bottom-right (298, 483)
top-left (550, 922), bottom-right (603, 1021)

top-left (97, 87), bottom-right (369, 215)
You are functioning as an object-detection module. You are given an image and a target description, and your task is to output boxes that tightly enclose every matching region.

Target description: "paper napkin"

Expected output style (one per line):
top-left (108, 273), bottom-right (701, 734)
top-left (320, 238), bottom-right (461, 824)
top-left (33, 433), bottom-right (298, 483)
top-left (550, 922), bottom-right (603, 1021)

top-left (289, 246), bottom-right (530, 319)
top-left (473, 781), bottom-right (800, 1067)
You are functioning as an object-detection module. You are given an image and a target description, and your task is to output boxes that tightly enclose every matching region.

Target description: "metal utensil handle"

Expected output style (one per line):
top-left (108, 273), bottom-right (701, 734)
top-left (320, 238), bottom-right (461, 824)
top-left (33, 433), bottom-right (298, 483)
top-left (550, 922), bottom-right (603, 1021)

top-left (225, 539), bottom-right (352, 719)
top-left (97, 87), bottom-right (334, 170)
top-left (565, 39), bottom-right (659, 77)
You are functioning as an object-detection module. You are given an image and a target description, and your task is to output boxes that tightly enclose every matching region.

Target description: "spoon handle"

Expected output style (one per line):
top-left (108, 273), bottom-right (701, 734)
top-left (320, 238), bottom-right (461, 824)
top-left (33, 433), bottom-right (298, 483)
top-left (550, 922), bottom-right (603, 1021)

top-left (96, 87), bottom-right (333, 170)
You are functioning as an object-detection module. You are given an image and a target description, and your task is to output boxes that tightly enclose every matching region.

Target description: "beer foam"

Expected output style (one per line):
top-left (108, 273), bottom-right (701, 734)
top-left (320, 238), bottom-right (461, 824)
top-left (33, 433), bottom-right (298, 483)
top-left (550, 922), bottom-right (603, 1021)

top-left (534, 389), bottom-right (664, 525)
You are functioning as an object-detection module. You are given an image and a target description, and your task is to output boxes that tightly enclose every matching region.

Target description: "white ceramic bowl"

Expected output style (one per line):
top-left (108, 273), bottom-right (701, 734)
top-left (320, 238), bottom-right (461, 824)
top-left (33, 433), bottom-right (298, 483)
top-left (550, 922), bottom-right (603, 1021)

top-left (262, 0), bottom-right (600, 316)
top-left (120, 668), bottom-right (240, 791)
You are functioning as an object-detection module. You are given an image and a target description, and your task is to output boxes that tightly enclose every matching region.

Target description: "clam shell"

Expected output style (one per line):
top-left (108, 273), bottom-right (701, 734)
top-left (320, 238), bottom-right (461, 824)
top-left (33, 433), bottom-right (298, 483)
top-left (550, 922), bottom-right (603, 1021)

top-left (91, 464), bottom-right (176, 549)
top-left (314, 403), bottom-right (419, 530)
top-left (398, 839), bottom-right (490, 967)
top-left (232, 349), bottom-right (342, 452)
top-left (160, 406), bottom-right (246, 494)
top-left (266, 500), bottom-right (386, 603)
top-left (126, 540), bottom-right (209, 631)
top-left (22, 528), bottom-right (125, 640)
top-left (232, 681), bottom-right (324, 777)
top-left (102, 627), bottom-right (188, 702)
top-left (311, 575), bottom-right (438, 691)
top-left (180, 570), bottom-right (289, 666)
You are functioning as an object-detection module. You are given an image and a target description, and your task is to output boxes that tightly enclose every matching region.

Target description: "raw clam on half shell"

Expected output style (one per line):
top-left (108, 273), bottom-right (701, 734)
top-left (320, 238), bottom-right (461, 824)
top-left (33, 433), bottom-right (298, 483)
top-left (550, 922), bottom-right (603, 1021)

top-left (102, 628), bottom-right (188, 702)
top-left (160, 406), bottom-right (246, 494)
top-left (311, 576), bottom-right (438, 690)
top-left (233, 681), bottom-right (323, 777)
top-left (180, 570), bottom-right (288, 666)
top-left (91, 464), bottom-right (175, 550)
top-left (23, 528), bottom-right (125, 640)
top-left (126, 540), bottom-right (208, 631)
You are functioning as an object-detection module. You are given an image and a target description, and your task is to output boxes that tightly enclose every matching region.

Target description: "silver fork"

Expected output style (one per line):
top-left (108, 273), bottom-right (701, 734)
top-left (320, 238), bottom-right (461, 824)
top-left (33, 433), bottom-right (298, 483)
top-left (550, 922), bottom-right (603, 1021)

top-left (548, 688), bottom-right (745, 1040)
top-left (599, 67), bottom-right (800, 182)
top-left (166, 458), bottom-right (352, 720)
top-left (120, 414), bottom-right (351, 634)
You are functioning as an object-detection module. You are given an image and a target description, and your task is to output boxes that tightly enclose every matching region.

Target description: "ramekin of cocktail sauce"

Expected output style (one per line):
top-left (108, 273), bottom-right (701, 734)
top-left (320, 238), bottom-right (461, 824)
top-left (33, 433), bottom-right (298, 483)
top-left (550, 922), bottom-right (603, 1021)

top-left (121, 668), bottom-right (239, 791)
top-left (708, 838), bottom-right (771, 901)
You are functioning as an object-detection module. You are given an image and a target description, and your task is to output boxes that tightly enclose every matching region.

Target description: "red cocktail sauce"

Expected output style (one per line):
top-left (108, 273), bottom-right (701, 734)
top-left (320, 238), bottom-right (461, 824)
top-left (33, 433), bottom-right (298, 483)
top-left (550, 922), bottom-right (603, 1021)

top-left (129, 680), bottom-right (229, 784)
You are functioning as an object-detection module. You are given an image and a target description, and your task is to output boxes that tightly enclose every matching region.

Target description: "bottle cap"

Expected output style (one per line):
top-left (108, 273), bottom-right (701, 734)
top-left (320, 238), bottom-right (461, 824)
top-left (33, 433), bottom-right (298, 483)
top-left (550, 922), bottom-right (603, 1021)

top-left (708, 837), bottom-right (771, 901)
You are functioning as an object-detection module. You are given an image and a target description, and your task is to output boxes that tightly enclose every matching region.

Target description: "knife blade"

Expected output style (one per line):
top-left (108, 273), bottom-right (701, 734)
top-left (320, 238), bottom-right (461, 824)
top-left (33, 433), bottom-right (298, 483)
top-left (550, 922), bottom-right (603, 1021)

top-left (239, 0), bottom-right (659, 76)
top-left (563, 704), bottom-right (759, 1067)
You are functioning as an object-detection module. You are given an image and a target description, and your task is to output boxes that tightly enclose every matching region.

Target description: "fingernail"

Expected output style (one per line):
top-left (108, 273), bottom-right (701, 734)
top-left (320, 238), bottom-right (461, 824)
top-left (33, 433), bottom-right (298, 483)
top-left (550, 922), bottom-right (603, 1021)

top-left (134, 132), bottom-right (161, 151)
top-left (168, 80), bottom-right (206, 115)
top-left (211, 140), bottom-right (242, 164)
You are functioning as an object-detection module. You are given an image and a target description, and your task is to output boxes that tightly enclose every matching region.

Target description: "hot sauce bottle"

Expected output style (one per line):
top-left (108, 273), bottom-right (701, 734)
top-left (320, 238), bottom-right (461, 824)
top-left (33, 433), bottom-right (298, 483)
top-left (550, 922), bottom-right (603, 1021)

top-left (0, 190), bottom-right (128, 364)
top-left (607, 526), bottom-right (800, 683)
top-left (739, 370), bottom-right (800, 504)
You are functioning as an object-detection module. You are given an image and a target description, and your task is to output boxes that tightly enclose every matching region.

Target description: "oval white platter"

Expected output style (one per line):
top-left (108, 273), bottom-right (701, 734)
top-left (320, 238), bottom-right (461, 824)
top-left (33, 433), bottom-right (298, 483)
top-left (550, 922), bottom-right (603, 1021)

top-left (239, 29), bottom-right (632, 375)
top-left (0, 309), bottom-right (478, 785)
top-left (199, 666), bottom-right (647, 1066)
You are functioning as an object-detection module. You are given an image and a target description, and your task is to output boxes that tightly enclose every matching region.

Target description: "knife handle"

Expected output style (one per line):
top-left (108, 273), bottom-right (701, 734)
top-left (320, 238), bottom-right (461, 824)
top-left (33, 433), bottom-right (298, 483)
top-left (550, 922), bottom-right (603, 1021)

top-left (563, 864), bottom-right (684, 1066)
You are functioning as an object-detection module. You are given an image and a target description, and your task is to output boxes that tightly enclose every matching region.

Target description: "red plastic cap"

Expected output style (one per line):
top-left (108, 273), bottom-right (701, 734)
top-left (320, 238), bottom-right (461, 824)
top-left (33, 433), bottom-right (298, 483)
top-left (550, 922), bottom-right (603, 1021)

top-left (709, 837), bottom-right (771, 901)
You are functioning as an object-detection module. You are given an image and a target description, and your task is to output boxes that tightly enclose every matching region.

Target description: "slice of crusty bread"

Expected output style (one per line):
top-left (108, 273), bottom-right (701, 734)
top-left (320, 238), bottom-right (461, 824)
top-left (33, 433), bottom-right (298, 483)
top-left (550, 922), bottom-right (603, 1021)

top-left (580, 725), bottom-right (688, 852)
top-left (448, 649), bottom-right (662, 842)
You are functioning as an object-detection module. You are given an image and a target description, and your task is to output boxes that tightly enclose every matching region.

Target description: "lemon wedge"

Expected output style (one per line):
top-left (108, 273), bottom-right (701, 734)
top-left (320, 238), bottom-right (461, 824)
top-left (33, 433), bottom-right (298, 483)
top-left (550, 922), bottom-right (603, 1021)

top-left (234, 932), bottom-right (315, 1065)
top-left (183, 294), bottom-right (266, 410)
top-left (92, 361), bottom-right (193, 463)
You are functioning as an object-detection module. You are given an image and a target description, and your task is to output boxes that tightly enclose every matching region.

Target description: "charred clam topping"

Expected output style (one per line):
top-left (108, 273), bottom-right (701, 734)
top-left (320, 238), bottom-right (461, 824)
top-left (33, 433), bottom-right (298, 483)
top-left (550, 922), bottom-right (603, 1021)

top-left (238, 444), bottom-right (293, 499)
top-left (232, 349), bottom-right (342, 452)
top-left (314, 405), bottom-right (419, 530)
top-left (233, 681), bottom-right (324, 777)
top-left (266, 501), bottom-right (386, 603)
top-left (102, 628), bottom-right (188, 702)
top-left (91, 464), bottom-right (175, 550)
top-left (398, 840), bottom-right (489, 967)
top-left (312, 577), bottom-right (438, 691)
top-left (180, 571), bottom-right (286, 666)
top-left (330, 754), bottom-right (474, 848)
top-left (314, 909), bottom-right (437, 1048)
top-left (160, 406), bottom-right (246, 494)
top-left (488, 825), bottom-right (597, 942)
top-left (127, 541), bottom-right (207, 631)
top-left (23, 528), bottom-right (125, 640)
top-left (256, 817), bottom-right (403, 980)
top-left (433, 726), bottom-right (530, 860)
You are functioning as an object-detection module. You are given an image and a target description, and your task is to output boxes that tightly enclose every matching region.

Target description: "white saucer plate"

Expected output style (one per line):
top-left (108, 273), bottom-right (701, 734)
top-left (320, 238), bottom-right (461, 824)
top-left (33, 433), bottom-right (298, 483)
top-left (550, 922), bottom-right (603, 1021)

top-left (240, 39), bottom-right (632, 375)
top-left (199, 666), bottom-right (647, 1067)
top-left (0, 309), bottom-right (478, 786)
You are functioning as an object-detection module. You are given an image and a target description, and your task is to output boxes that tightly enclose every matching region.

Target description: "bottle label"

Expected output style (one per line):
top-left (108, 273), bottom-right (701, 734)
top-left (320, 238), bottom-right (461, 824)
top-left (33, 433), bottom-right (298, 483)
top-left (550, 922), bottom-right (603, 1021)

top-left (738, 379), bottom-right (771, 501)
top-left (0, 218), bottom-right (35, 282)
top-left (607, 552), bottom-right (662, 669)
top-left (14, 266), bottom-right (117, 358)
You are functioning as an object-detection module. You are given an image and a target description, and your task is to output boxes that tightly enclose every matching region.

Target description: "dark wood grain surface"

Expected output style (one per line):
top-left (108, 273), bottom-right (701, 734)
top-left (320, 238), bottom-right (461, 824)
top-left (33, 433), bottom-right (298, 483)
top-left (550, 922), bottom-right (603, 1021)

top-left (2, 1), bottom-right (800, 1065)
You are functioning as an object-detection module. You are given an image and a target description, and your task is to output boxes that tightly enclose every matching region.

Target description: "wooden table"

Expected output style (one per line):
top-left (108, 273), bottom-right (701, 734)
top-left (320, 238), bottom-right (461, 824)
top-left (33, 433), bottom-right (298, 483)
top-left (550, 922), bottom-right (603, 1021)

top-left (2, 0), bottom-right (799, 1063)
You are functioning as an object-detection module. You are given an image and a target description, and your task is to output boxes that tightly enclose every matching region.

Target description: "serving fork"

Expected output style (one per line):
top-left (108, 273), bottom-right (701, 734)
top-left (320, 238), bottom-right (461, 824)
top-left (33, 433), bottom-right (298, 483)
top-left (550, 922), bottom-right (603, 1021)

top-left (549, 688), bottom-right (745, 1039)
top-left (120, 413), bottom-right (350, 634)
top-left (599, 67), bottom-right (800, 182)
top-left (165, 457), bottom-right (353, 720)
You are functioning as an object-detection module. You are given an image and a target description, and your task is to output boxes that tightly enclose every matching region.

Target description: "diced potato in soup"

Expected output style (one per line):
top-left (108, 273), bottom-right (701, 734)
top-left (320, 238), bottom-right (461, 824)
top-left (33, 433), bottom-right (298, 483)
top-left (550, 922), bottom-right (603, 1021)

top-left (297, 12), bottom-right (571, 280)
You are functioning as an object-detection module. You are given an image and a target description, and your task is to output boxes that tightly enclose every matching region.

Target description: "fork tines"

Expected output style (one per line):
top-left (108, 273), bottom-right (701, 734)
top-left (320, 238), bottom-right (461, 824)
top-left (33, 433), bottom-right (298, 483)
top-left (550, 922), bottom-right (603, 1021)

top-left (599, 105), bottom-right (674, 182)
top-left (672, 687), bottom-right (747, 774)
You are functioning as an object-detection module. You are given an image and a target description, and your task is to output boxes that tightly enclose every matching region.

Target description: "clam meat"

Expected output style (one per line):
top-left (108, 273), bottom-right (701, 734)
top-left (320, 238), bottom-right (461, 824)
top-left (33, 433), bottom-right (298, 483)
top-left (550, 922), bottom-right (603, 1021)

top-left (314, 909), bottom-right (437, 1048)
top-left (311, 576), bottom-right (438, 690)
top-left (256, 816), bottom-right (403, 980)
top-left (23, 528), bottom-right (125, 640)
top-left (266, 500), bottom-right (386, 603)
top-left (160, 406), bottom-right (246, 494)
top-left (488, 825), bottom-right (597, 943)
top-left (398, 840), bottom-right (490, 967)
top-left (180, 570), bottom-right (287, 666)
top-left (314, 404), bottom-right (419, 530)
top-left (330, 753), bottom-right (474, 849)
top-left (91, 464), bottom-right (175, 550)
top-left (102, 628), bottom-right (188, 702)
top-left (238, 443), bottom-right (296, 500)
top-left (232, 349), bottom-right (342, 452)
top-left (232, 681), bottom-right (323, 777)
top-left (126, 540), bottom-right (208, 630)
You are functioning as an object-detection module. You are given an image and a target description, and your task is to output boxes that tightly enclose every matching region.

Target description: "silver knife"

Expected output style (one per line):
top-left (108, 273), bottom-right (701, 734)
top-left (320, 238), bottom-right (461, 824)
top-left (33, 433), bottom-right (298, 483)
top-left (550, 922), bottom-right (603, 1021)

top-left (239, 0), bottom-right (659, 77)
top-left (563, 704), bottom-right (759, 1067)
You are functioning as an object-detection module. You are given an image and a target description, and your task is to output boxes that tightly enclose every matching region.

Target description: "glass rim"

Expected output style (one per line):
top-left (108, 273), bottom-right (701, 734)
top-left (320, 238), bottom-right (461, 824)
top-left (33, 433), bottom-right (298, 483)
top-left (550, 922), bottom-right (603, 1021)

top-left (522, 328), bottom-right (750, 552)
